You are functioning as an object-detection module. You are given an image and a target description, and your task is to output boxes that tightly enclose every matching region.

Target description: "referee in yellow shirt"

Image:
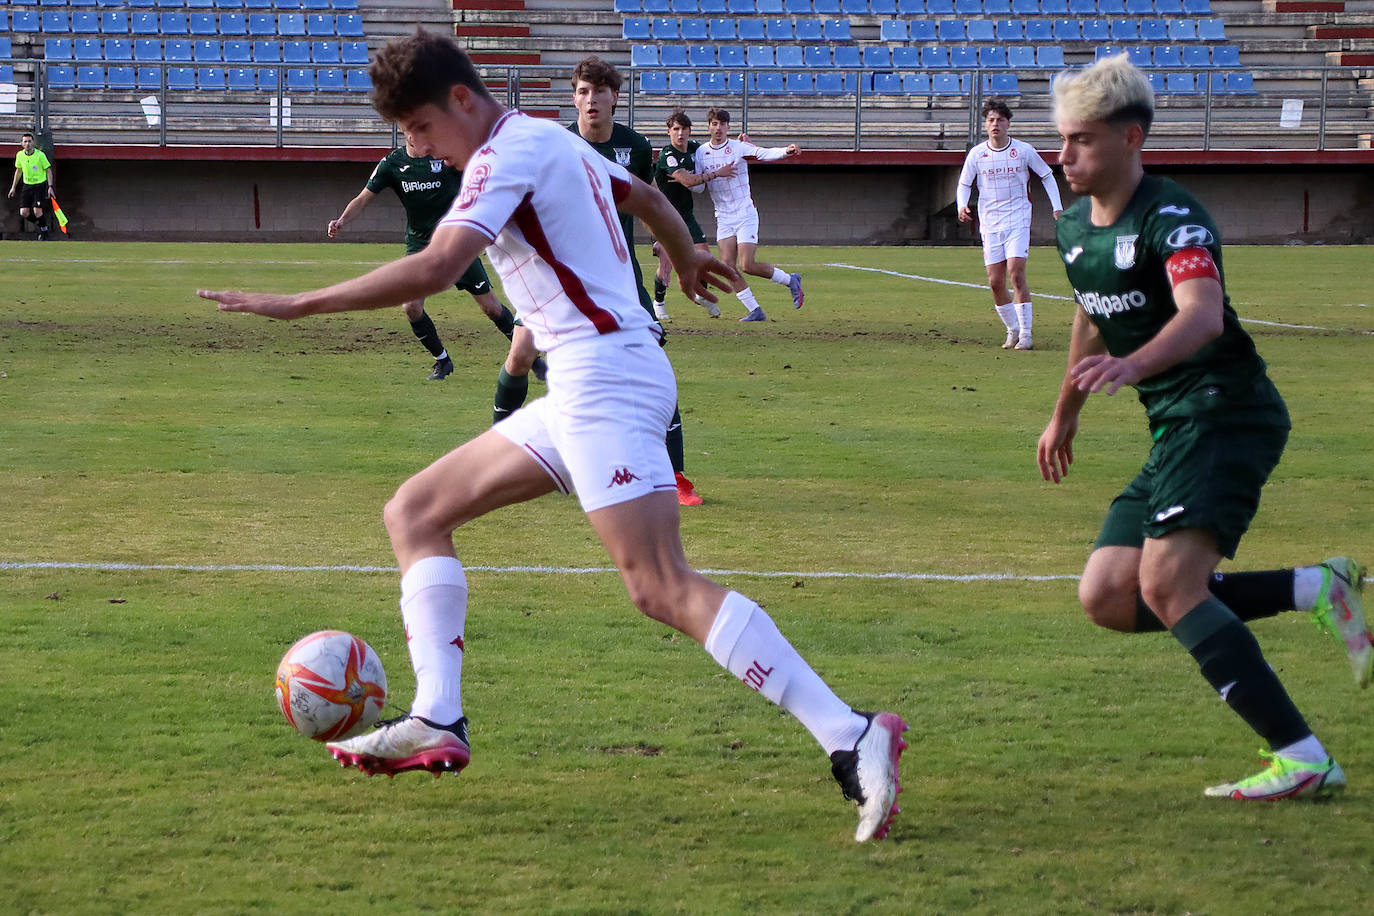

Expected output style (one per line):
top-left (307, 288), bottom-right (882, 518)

top-left (10, 132), bottom-right (53, 240)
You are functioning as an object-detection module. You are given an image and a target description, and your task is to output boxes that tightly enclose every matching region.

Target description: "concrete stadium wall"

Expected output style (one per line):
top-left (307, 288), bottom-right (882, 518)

top-left (5, 158), bottom-right (1372, 246)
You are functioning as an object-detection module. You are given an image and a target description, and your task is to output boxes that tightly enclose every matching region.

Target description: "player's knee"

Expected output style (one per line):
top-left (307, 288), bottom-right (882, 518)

top-left (623, 568), bottom-right (692, 629)
top-left (401, 301), bottom-right (424, 321)
top-left (1078, 574), bottom-right (1137, 632)
top-left (383, 479), bottom-right (442, 544)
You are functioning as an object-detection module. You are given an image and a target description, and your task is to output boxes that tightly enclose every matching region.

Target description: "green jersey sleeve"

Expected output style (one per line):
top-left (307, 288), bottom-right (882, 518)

top-left (364, 155), bottom-right (395, 195)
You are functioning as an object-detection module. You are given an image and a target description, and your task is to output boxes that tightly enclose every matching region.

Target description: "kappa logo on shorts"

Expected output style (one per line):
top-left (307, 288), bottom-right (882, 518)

top-left (607, 467), bottom-right (642, 488)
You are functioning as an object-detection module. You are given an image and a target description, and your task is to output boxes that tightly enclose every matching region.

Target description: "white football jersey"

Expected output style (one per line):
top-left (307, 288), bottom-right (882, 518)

top-left (693, 139), bottom-right (790, 217)
top-left (957, 138), bottom-right (1062, 232)
top-left (438, 111), bottom-right (656, 353)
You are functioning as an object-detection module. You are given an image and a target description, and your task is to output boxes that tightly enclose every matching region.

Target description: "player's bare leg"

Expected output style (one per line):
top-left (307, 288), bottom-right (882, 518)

top-left (717, 236), bottom-right (766, 321)
top-left (739, 241), bottom-right (803, 310)
top-left (588, 490), bottom-right (906, 840)
top-left (986, 260), bottom-right (1020, 348)
top-left (328, 432), bottom-right (557, 777)
top-left (1007, 256), bottom-right (1033, 349)
top-left (401, 296), bottom-right (453, 380)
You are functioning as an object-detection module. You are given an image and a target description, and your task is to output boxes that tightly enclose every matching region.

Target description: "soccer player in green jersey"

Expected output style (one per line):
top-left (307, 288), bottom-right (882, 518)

top-left (650, 109), bottom-right (721, 322)
top-left (329, 138), bottom-right (536, 382)
top-left (10, 132), bottom-right (53, 241)
top-left (1038, 55), bottom-right (1369, 801)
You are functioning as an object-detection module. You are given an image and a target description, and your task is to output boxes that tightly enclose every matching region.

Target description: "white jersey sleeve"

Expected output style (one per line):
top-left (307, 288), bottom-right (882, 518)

top-left (956, 143), bottom-right (982, 211)
top-left (1022, 145), bottom-right (1064, 211)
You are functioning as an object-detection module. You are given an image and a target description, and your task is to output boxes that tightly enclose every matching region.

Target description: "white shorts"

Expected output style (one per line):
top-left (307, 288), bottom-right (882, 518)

top-left (494, 328), bottom-right (677, 513)
top-left (981, 224), bottom-right (1031, 265)
top-left (715, 204), bottom-right (760, 245)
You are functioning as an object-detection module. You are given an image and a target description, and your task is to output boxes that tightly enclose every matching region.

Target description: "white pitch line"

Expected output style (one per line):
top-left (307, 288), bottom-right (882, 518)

top-left (828, 262), bottom-right (1374, 335)
top-left (0, 560), bottom-right (1079, 582)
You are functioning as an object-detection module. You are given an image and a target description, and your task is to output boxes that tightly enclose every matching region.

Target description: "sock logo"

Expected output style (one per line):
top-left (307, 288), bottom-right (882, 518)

top-left (742, 659), bottom-right (774, 691)
top-left (607, 467), bottom-right (641, 488)
top-left (451, 634), bottom-right (465, 651)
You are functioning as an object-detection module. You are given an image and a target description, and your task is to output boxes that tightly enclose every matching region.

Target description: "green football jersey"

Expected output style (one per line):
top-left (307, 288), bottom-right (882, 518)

top-left (1056, 175), bottom-right (1278, 424)
top-left (654, 140), bottom-right (700, 221)
top-left (364, 148), bottom-right (462, 248)
top-left (569, 121), bottom-right (653, 245)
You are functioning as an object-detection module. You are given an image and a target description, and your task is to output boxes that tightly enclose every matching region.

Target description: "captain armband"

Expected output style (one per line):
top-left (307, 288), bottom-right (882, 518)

top-left (1164, 246), bottom-right (1221, 287)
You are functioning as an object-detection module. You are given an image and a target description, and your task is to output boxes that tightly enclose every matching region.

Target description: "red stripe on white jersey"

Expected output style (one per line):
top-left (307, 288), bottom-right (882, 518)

top-left (512, 192), bottom-right (622, 335)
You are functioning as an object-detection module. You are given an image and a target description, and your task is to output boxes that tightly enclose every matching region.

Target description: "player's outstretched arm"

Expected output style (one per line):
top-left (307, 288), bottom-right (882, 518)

top-left (1038, 308), bottom-right (1104, 483)
top-left (200, 224), bottom-right (488, 320)
top-left (328, 188), bottom-right (377, 238)
top-left (620, 175), bottom-right (738, 302)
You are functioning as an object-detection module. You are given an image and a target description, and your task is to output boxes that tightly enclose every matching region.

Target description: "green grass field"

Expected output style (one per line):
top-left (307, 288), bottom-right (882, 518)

top-left (2, 241), bottom-right (1371, 915)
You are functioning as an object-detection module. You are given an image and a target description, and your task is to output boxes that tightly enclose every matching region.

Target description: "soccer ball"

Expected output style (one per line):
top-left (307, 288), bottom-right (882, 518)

top-left (274, 630), bottom-right (387, 741)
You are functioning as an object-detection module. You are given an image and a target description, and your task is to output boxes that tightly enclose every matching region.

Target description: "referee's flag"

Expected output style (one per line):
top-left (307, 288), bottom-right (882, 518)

top-left (49, 194), bottom-right (69, 233)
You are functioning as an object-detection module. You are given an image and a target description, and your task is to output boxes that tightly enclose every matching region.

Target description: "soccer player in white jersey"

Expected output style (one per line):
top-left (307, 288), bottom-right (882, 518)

top-left (680, 108), bottom-right (804, 322)
top-left (957, 97), bottom-right (1064, 350)
top-left (199, 31), bottom-right (907, 843)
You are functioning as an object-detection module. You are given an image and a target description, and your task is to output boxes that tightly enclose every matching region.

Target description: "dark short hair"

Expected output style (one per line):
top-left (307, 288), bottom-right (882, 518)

top-left (666, 109), bottom-right (692, 129)
top-left (369, 29), bottom-right (490, 122)
top-left (571, 56), bottom-right (622, 92)
top-left (21, 131), bottom-right (34, 139)
top-left (981, 98), bottom-right (1013, 121)
top-left (706, 107), bottom-right (730, 124)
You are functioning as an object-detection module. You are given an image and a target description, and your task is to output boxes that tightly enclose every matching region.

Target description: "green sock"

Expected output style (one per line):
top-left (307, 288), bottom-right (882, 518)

top-left (666, 406), bottom-right (685, 474)
top-left (410, 312), bottom-right (446, 358)
top-left (492, 367), bottom-right (528, 426)
top-left (490, 306), bottom-right (516, 341)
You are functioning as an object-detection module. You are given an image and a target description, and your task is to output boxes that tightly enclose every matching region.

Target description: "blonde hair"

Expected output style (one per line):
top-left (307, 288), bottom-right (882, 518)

top-left (1051, 55), bottom-right (1155, 134)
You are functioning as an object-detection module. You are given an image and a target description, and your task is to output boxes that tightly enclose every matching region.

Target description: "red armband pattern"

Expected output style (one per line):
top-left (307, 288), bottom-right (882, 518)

top-left (1165, 247), bottom-right (1220, 287)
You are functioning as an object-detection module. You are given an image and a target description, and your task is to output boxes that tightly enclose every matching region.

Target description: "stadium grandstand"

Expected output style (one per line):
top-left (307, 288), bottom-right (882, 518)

top-left (1, 0), bottom-right (1371, 240)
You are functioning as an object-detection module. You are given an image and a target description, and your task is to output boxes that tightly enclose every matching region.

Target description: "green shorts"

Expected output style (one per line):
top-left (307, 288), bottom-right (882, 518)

top-left (1094, 416), bottom-right (1289, 559)
top-left (683, 212), bottom-right (707, 246)
top-left (404, 237), bottom-right (492, 295)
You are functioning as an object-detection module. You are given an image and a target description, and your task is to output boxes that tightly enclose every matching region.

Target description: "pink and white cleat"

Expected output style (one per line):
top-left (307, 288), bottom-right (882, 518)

top-left (830, 712), bottom-right (909, 842)
top-left (326, 714), bottom-right (470, 778)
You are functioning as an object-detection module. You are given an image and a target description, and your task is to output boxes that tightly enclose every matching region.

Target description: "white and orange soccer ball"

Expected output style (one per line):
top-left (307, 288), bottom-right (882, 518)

top-left (274, 630), bottom-right (387, 741)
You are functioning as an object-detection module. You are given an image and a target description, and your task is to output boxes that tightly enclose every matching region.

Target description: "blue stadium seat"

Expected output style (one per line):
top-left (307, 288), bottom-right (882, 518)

top-left (718, 44), bottom-right (744, 66)
top-left (305, 0), bottom-right (331, 8)
top-left (668, 70), bottom-right (695, 92)
top-left (77, 65), bottom-right (105, 89)
top-left (1126, 44), bottom-right (1150, 66)
top-left (832, 44), bottom-right (859, 67)
top-left (896, 0), bottom-right (923, 10)
top-left (955, 0), bottom-right (980, 13)
top-left (688, 43), bottom-right (715, 65)
top-left (107, 64), bottom-right (136, 87)
top-left (70, 0), bottom-right (102, 8)
top-left (72, 38), bottom-right (101, 61)
top-left (747, 44), bottom-right (774, 66)
top-left (317, 67), bottom-right (344, 89)
top-left (1036, 44), bottom-right (1064, 67)
top-left (681, 18), bottom-right (709, 39)
top-left (920, 46), bottom-right (947, 67)
top-left (879, 20), bottom-right (906, 41)
top-left (795, 18), bottom-right (822, 39)
top-left (909, 19), bottom-right (936, 40)
top-left (726, 0), bottom-right (752, 10)
top-left (927, 0), bottom-right (953, 11)
top-left (1152, 44), bottom-right (1180, 66)
top-left (1109, 18), bottom-right (1137, 41)
top-left (1139, 19), bottom-right (1166, 40)
top-left (282, 39), bottom-right (309, 62)
top-left (1156, 0), bottom-right (1182, 12)
top-left (982, 0), bottom-right (1010, 12)
top-left (631, 44), bottom-right (658, 66)
top-left (337, 12), bottom-right (361, 35)
top-left (698, 71), bottom-right (727, 93)
top-left (708, 17), bottom-right (734, 38)
top-left (765, 17), bottom-right (791, 38)
top-left (253, 39), bottom-right (280, 61)
top-left (134, 38), bottom-right (161, 60)
top-left (1183, 0), bottom-right (1209, 11)
top-left (1042, 0), bottom-right (1069, 12)
top-left (332, 0), bottom-right (359, 7)
top-left (1211, 44), bottom-right (1238, 67)
top-left (1006, 45), bottom-right (1034, 68)
top-left (278, 13), bottom-right (306, 35)
top-left (73, 11), bottom-right (101, 33)
top-left (285, 66), bottom-right (312, 89)
top-left (197, 65), bottom-right (225, 88)
top-left (803, 44), bottom-right (829, 66)
top-left (43, 11), bottom-right (72, 33)
top-left (1025, 20), bottom-right (1052, 42)
top-left (345, 67), bottom-right (369, 90)
top-left (902, 72), bottom-right (931, 94)
top-left (950, 45), bottom-right (976, 68)
top-left (46, 39), bottom-right (76, 62)
top-left (1197, 18), bottom-right (1224, 40)
top-left (966, 20), bottom-right (994, 41)
top-left (1124, 0), bottom-right (1150, 12)
top-left (660, 44), bottom-right (689, 65)
top-left (247, 13), bottom-right (273, 34)
top-left (306, 13), bottom-right (333, 35)
top-left (822, 17), bottom-right (849, 38)
top-left (1053, 18), bottom-right (1081, 40)
top-left (931, 72), bottom-right (961, 93)
top-left (995, 19), bottom-right (1022, 41)
top-left (755, 71), bottom-right (784, 93)
top-left (614, 0), bottom-right (641, 9)
top-left (814, 0), bottom-right (842, 10)
top-left (776, 44), bottom-right (803, 66)
top-left (871, 71), bottom-right (900, 93)
top-left (1011, 0), bottom-right (1037, 13)
top-left (699, 0), bottom-right (728, 10)
top-left (255, 67), bottom-right (279, 88)
top-left (160, 11), bottom-right (189, 33)
top-left (189, 12), bottom-right (216, 33)
top-left (1181, 45), bottom-right (1209, 67)
top-left (167, 65), bottom-right (195, 88)
top-left (48, 66), bottom-right (76, 89)
top-left (871, 0), bottom-right (897, 11)
top-left (757, 0), bottom-right (785, 11)
top-left (1164, 71), bottom-right (1195, 93)
top-left (1069, 0), bottom-right (1094, 11)
top-left (651, 16), bottom-right (676, 38)
top-left (136, 66), bottom-right (162, 89)
top-left (978, 46), bottom-right (1006, 67)
top-left (165, 39), bottom-right (192, 60)
top-left (226, 66), bottom-right (255, 88)
top-left (937, 19), bottom-right (963, 41)
top-left (224, 39), bottom-right (251, 61)
top-left (784, 0), bottom-right (809, 10)
top-left (1095, 44), bottom-right (1123, 60)
top-left (1082, 19), bottom-right (1109, 41)
top-left (861, 45), bottom-right (889, 67)
top-left (101, 11), bottom-right (130, 33)
top-left (312, 39), bottom-right (338, 62)
top-left (984, 71), bottom-right (1019, 94)
top-left (1223, 71), bottom-right (1252, 93)
top-left (645, 0), bottom-right (673, 9)
top-left (738, 17), bottom-right (766, 39)
top-left (1167, 18), bottom-right (1195, 40)
top-left (840, 0), bottom-right (866, 10)
top-left (105, 38), bottom-right (133, 59)
top-left (341, 40), bottom-right (366, 64)
top-left (815, 71), bottom-right (853, 93)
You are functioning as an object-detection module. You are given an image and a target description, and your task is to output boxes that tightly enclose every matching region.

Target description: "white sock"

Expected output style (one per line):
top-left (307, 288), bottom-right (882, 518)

top-left (1014, 302), bottom-right (1033, 336)
top-left (1293, 566), bottom-right (1324, 611)
top-left (1275, 734), bottom-right (1328, 764)
top-left (399, 556), bottom-right (468, 725)
top-left (769, 267), bottom-right (790, 286)
top-left (704, 591), bottom-right (869, 755)
top-left (736, 287), bottom-right (761, 313)
top-left (436, 349), bottom-right (448, 361)
top-left (994, 304), bottom-right (1019, 332)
